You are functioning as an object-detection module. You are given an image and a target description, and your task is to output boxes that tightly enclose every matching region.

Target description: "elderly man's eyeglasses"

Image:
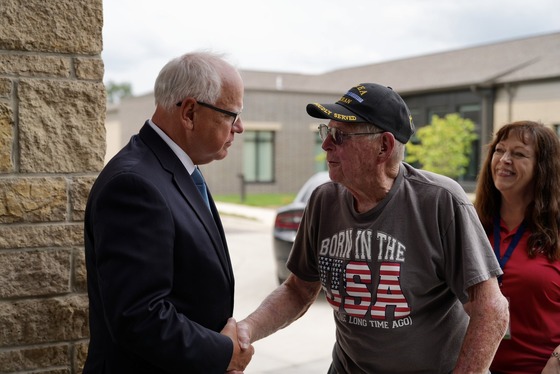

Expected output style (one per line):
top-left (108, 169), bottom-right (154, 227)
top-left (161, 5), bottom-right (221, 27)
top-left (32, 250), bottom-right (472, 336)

top-left (318, 124), bottom-right (383, 146)
top-left (176, 100), bottom-right (241, 126)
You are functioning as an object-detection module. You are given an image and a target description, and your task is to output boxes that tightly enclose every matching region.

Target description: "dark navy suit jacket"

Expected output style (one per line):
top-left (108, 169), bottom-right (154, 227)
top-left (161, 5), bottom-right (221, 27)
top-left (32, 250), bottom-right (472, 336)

top-left (83, 123), bottom-right (235, 373)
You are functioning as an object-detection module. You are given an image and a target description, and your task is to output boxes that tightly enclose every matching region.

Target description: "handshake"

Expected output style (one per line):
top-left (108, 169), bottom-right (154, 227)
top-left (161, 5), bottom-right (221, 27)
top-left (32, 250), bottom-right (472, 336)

top-left (221, 317), bottom-right (254, 373)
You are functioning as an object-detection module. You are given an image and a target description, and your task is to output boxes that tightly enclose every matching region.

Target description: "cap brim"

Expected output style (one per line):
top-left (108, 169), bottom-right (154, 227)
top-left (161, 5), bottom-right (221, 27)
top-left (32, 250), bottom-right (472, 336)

top-left (306, 103), bottom-right (367, 123)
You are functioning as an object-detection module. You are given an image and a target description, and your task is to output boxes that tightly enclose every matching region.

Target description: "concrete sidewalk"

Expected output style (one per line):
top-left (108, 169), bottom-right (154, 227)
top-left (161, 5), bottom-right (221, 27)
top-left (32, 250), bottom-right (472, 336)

top-left (216, 202), bottom-right (276, 226)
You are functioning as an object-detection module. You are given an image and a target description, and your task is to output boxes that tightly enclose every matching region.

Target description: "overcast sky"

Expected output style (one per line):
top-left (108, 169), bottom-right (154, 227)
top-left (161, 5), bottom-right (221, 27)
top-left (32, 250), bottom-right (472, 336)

top-left (102, 0), bottom-right (560, 96)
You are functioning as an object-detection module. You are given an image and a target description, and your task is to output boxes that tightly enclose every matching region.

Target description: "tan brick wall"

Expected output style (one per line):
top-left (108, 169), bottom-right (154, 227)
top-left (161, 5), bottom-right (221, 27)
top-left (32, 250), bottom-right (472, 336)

top-left (0, 1), bottom-right (104, 372)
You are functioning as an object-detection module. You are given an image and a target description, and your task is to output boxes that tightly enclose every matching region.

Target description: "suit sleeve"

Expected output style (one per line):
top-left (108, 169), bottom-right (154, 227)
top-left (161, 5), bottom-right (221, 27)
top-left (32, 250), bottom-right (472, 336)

top-left (88, 172), bottom-right (233, 372)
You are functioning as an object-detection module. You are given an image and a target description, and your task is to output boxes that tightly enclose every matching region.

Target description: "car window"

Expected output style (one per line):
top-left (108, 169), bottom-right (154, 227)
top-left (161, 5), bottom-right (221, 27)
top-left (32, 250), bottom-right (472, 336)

top-left (299, 188), bottom-right (314, 204)
top-left (295, 172), bottom-right (330, 204)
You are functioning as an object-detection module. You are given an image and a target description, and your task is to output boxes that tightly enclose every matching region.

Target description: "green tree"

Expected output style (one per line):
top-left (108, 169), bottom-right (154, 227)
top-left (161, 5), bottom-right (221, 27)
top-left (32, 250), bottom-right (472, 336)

top-left (106, 81), bottom-right (133, 103)
top-left (405, 113), bottom-right (478, 179)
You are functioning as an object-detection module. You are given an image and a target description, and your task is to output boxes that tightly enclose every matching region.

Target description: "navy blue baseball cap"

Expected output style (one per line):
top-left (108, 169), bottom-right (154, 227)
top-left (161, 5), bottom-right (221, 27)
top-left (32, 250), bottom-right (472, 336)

top-left (306, 83), bottom-right (415, 143)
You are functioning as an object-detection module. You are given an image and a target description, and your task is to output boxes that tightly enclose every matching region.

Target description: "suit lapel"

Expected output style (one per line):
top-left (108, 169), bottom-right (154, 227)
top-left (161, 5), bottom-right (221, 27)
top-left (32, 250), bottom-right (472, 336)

top-left (172, 170), bottom-right (234, 282)
top-left (139, 123), bottom-right (234, 285)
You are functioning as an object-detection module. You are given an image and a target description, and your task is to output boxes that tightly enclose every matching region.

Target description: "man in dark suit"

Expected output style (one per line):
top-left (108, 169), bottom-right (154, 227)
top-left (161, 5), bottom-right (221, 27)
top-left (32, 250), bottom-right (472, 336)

top-left (83, 51), bottom-right (253, 373)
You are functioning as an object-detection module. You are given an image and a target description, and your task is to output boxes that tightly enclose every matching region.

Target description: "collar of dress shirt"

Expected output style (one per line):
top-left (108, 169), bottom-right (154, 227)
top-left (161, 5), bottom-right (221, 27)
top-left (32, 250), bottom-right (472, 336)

top-left (148, 119), bottom-right (196, 174)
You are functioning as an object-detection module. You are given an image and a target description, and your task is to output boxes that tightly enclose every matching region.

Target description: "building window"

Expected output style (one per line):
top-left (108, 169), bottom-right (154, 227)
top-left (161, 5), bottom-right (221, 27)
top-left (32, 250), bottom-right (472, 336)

top-left (243, 130), bottom-right (275, 182)
top-left (458, 104), bottom-right (481, 182)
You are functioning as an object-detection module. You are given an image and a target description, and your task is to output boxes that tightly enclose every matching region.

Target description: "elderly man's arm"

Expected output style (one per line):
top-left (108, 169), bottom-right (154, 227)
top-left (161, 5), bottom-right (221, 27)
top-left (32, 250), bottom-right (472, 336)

top-left (455, 277), bottom-right (509, 373)
top-left (236, 274), bottom-right (322, 349)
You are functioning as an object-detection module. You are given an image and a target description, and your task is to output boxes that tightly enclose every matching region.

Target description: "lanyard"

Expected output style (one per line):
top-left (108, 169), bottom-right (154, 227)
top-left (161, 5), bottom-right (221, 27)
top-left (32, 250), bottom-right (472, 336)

top-left (493, 215), bottom-right (526, 285)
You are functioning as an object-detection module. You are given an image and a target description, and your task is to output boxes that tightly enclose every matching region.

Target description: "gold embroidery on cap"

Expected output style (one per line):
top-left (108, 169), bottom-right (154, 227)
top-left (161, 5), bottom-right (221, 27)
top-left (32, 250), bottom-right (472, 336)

top-left (315, 103), bottom-right (332, 116)
top-left (334, 113), bottom-right (357, 121)
top-left (339, 97), bottom-right (352, 104)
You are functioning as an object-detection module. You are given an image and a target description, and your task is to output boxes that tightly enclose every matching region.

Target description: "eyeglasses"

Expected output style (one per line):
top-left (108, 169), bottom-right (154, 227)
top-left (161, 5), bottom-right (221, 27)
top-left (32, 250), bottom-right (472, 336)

top-left (176, 100), bottom-right (242, 126)
top-left (318, 124), bottom-right (383, 146)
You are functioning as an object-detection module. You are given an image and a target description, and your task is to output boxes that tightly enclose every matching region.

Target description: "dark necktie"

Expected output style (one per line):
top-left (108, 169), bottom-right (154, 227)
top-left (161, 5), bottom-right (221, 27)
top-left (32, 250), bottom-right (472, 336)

top-left (192, 167), bottom-right (211, 210)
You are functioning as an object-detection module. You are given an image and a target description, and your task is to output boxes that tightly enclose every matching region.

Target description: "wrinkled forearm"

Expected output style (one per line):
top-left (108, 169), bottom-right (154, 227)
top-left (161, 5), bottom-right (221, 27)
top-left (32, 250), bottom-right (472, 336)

top-left (454, 279), bottom-right (509, 373)
top-left (240, 275), bottom-right (321, 343)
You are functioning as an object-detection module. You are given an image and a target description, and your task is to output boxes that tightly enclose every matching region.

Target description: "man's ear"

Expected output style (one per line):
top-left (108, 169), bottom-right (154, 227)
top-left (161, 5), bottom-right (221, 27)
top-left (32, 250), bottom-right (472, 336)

top-left (178, 98), bottom-right (196, 129)
top-left (378, 133), bottom-right (395, 161)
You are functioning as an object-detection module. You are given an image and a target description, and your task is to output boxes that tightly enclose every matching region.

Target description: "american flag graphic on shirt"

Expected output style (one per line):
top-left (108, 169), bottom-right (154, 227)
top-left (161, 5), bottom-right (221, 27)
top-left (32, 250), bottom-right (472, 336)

top-left (319, 257), bottom-right (411, 321)
top-left (371, 262), bottom-right (410, 319)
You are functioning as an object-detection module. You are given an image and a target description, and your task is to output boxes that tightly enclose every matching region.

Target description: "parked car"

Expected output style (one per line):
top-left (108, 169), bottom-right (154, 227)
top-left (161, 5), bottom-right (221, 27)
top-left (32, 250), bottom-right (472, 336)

top-left (272, 171), bottom-right (331, 283)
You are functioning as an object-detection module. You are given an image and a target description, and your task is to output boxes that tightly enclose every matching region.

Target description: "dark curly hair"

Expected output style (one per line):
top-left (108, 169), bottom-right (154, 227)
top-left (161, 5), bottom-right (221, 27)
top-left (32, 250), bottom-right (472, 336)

top-left (474, 120), bottom-right (560, 261)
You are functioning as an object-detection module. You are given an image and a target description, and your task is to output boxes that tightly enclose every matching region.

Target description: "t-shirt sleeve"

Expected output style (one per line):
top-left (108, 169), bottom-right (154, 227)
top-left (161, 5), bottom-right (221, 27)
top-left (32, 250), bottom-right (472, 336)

top-left (443, 199), bottom-right (503, 303)
top-left (286, 188), bottom-right (324, 282)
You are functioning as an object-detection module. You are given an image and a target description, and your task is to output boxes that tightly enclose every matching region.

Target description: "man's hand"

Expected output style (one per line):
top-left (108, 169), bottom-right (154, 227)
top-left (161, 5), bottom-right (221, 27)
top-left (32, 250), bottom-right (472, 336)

top-left (221, 317), bottom-right (254, 373)
top-left (236, 319), bottom-right (252, 350)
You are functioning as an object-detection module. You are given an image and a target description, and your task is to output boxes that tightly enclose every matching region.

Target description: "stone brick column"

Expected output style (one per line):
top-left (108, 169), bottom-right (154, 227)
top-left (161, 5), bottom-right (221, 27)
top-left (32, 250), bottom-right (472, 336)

top-left (0, 1), bottom-right (105, 372)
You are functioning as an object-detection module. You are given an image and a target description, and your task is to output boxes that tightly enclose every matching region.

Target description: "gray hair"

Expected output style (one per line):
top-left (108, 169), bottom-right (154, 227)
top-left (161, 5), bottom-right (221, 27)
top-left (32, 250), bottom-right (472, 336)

top-left (363, 123), bottom-right (405, 162)
top-left (154, 51), bottom-right (231, 110)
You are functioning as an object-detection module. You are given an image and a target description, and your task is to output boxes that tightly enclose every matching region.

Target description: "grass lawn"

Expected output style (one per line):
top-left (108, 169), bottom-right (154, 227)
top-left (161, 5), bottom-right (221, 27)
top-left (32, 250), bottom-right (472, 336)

top-left (213, 194), bottom-right (295, 208)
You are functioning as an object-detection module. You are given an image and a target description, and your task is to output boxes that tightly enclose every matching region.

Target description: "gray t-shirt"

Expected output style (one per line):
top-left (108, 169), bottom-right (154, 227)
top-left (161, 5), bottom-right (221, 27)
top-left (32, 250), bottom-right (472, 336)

top-left (287, 163), bottom-right (502, 373)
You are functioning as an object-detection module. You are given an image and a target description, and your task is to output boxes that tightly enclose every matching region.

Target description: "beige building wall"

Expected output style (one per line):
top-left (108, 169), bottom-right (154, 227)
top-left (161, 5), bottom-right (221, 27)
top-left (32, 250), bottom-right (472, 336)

top-left (105, 93), bottom-right (154, 162)
top-left (106, 88), bottom-right (339, 196)
top-left (493, 81), bottom-right (560, 129)
top-left (0, 1), bottom-right (105, 373)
